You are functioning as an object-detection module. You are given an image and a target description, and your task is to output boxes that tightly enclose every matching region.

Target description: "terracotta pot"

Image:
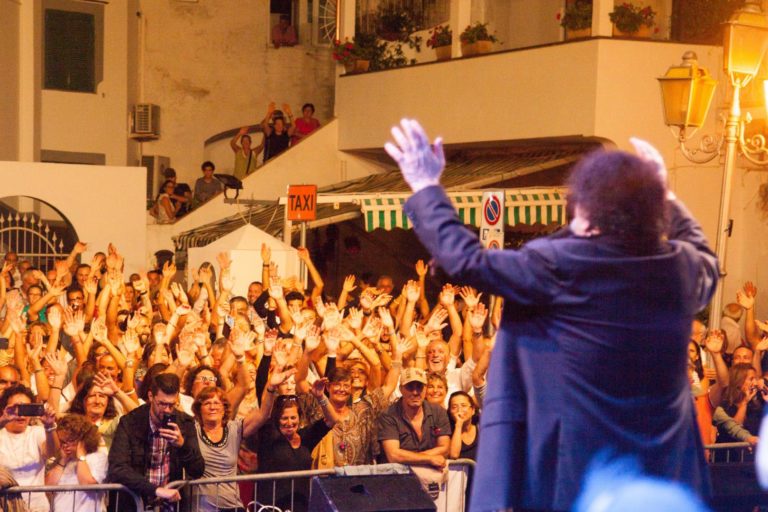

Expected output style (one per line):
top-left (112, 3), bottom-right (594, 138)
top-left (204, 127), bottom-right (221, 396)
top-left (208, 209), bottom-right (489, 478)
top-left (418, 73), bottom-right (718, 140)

top-left (461, 40), bottom-right (493, 57)
top-left (434, 45), bottom-right (452, 61)
top-left (612, 24), bottom-right (652, 38)
top-left (343, 59), bottom-right (370, 74)
top-left (565, 27), bottom-right (591, 40)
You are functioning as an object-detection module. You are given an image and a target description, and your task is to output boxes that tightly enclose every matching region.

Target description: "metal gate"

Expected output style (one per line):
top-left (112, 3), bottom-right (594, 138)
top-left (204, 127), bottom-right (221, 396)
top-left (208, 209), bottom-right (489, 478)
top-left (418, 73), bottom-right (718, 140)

top-left (0, 210), bottom-right (67, 270)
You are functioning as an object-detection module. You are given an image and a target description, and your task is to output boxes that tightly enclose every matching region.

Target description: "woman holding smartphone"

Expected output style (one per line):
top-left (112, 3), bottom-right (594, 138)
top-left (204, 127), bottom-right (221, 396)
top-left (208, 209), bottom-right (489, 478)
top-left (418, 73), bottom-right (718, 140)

top-left (0, 384), bottom-right (57, 512)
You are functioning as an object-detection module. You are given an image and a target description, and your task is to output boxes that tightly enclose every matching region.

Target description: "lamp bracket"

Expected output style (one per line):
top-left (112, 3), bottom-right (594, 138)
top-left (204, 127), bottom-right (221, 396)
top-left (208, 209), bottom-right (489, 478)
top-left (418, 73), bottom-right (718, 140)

top-left (676, 127), bottom-right (722, 164)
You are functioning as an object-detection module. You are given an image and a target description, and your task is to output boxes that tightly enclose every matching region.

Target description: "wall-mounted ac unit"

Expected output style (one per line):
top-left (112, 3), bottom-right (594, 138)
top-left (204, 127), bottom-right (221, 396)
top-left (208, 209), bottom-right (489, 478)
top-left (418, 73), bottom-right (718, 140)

top-left (141, 155), bottom-right (171, 203)
top-left (130, 104), bottom-right (160, 139)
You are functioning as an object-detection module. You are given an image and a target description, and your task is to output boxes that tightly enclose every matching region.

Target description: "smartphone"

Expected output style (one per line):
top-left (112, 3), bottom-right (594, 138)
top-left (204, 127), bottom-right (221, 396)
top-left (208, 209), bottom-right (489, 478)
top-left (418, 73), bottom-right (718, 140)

top-left (15, 403), bottom-right (45, 417)
top-left (161, 413), bottom-right (175, 428)
top-left (0, 337), bottom-right (9, 350)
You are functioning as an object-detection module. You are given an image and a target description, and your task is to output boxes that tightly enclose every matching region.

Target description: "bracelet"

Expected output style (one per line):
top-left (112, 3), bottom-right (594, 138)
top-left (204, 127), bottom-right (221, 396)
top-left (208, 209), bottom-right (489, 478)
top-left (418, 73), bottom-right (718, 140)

top-left (45, 423), bottom-right (58, 432)
top-left (50, 386), bottom-right (62, 390)
top-left (391, 360), bottom-right (403, 368)
top-left (126, 389), bottom-right (136, 395)
top-left (235, 356), bottom-right (246, 364)
top-left (317, 397), bottom-right (329, 407)
top-left (34, 368), bottom-right (43, 373)
top-left (416, 355), bottom-right (426, 359)
top-left (267, 386), bottom-right (278, 394)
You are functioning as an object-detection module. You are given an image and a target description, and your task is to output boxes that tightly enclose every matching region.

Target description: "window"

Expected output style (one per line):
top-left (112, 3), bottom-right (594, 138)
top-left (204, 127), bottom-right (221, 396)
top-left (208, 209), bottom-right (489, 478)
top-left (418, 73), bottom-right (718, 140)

top-left (44, 9), bottom-right (95, 92)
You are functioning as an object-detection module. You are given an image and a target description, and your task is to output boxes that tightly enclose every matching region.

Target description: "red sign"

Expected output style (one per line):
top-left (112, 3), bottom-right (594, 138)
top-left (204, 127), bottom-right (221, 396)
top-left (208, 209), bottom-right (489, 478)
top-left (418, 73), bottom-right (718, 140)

top-left (287, 185), bottom-right (317, 221)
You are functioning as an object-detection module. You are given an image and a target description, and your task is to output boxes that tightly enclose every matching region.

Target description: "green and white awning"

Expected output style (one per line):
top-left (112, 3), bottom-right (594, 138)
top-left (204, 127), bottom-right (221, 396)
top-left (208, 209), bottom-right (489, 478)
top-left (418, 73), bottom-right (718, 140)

top-left (360, 187), bottom-right (567, 231)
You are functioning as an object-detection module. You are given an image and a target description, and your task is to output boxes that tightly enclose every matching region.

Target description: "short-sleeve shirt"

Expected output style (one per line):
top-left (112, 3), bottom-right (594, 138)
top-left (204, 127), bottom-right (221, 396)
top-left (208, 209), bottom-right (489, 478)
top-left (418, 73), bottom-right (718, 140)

top-left (377, 399), bottom-right (451, 454)
top-left (52, 451), bottom-right (109, 512)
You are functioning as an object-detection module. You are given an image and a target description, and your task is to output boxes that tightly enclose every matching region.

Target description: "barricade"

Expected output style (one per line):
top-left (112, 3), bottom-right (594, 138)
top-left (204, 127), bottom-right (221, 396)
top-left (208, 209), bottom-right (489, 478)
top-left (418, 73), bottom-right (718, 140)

top-left (168, 459), bottom-right (476, 512)
top-left (704, 442), bottom-right (768, 511)
top-left (0, 482), bottom-right (143, 512)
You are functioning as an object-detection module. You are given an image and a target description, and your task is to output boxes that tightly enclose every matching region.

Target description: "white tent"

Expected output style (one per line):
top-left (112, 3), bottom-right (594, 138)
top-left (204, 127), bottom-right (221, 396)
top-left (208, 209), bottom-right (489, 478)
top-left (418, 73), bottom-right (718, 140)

top-left (187, 224), bottom-right (300, 299)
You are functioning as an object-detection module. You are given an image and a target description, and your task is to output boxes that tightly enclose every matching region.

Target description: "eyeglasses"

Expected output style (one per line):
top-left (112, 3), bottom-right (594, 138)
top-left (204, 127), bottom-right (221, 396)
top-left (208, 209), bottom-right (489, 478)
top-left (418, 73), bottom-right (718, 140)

top-left (201, 400), bottom-right (223, 409)
top-left (276, 394), bottom-right (298, 405)
top-left (155, 400), bottom-right (177, 410)
top-left (195, 376), bottom-right (217, 384)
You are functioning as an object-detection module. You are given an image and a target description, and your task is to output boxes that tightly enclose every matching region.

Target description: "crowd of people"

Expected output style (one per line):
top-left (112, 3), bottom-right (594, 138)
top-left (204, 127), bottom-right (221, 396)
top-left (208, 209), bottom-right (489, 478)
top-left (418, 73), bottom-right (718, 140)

top-left (0, 241), bottom-right (490, 511)
top-left (151, 101), bottom-right (322, 224)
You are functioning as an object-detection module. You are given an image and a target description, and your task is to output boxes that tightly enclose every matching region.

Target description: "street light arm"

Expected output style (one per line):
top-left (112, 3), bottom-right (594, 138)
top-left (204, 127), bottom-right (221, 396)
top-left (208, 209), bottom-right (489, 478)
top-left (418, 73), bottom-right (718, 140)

top-left (676, 129), bottom-right (723, 164)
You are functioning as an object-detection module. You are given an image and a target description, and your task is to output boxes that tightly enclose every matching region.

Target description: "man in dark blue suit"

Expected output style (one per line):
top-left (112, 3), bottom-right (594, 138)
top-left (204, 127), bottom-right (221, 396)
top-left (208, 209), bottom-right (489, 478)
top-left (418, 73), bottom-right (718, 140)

top-left (385, 119), bottom-right (719, 511)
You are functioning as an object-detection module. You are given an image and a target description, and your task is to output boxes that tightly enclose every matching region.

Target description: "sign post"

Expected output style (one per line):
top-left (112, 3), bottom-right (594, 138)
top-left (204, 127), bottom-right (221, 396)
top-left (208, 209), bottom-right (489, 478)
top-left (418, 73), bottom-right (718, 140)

top-left (287, 185), bottom-right (317, 286)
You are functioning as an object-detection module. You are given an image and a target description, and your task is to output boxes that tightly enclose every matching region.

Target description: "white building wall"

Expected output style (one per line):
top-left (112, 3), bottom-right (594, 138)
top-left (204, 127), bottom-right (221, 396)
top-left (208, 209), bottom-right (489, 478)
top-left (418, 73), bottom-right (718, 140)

top-left (0, 161), bottom-right (147, 275)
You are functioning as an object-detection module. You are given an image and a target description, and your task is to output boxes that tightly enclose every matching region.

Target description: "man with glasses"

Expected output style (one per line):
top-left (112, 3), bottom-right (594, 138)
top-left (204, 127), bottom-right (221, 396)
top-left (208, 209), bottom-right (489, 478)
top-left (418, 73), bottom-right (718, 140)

top-left (108, 372), bottom-right (204, 512)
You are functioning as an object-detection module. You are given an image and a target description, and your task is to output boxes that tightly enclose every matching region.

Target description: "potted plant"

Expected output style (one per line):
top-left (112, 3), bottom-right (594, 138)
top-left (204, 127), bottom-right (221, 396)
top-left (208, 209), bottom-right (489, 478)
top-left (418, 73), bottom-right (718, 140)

top-left (609, 2), bottom-right (657, 38)
top-left (558, 1), bottom-right (593, 40)
top-left (459, 22), bottom-right (499, 57)
top-left (332, 37), bottom-right (372, 74)
top-left (427, 25), bottom-right (453, 61)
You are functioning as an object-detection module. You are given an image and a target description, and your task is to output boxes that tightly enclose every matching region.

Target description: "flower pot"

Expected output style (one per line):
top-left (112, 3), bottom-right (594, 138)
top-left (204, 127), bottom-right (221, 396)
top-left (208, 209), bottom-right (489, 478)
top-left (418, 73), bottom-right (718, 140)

top-left (565, 27), bottom-right (592, 40)
top-left (343, 59), bottom-right (370, 74)
top-left (434, 45), bottom-right (452, 61)
top-left (461, 40), bottom-right (493, 57)
top-left (612, 24), bottom-right (652, 38)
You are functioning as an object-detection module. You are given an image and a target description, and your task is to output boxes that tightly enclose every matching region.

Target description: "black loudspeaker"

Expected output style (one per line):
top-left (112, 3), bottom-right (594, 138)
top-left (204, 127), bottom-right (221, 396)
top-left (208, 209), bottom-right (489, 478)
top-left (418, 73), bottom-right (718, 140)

top-left (309, 473), bottom-right (437, 512)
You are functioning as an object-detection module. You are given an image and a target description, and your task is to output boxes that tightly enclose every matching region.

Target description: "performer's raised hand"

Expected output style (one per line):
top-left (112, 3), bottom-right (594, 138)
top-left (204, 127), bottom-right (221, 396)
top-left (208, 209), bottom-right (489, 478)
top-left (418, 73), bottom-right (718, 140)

top-left (385, 118), bottom-right (445, 193)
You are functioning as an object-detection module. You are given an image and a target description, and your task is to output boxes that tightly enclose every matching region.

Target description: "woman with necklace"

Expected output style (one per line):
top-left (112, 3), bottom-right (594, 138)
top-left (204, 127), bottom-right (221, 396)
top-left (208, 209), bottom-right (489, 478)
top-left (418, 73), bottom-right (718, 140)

top-left (191, 366), bottom-right (295, 512)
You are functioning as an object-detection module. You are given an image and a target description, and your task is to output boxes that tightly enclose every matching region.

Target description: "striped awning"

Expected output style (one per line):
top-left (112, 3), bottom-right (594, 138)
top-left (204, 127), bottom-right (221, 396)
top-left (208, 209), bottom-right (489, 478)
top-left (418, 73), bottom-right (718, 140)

top-left (360, 188), bottom-right (566, 231)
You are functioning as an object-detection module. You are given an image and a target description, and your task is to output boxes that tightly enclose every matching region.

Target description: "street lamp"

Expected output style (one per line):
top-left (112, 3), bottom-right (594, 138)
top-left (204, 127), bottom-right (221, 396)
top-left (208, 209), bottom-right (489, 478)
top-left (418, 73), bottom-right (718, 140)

top-left (657, 0), bottom-right (768, 330)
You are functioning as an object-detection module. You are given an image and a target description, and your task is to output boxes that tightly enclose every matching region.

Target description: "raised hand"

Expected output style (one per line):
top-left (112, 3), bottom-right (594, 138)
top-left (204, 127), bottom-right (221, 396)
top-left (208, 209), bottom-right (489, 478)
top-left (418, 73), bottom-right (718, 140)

top-left (297, 247), bottom-right (310, 262)
top-left (63, 307), bottom-right (85, 337)
top-left (310, 377), bottom-right (330, 399)
top-left (384, 118), bottom-right (446, 193)
top-left (342, 274), bottom-right (357, 293)
top-left (251, 314), bottom-right (266, 339)
top-left (93, 371), bottom-right (119, 396)
top-left (738, 288), bottom-right (755, 310)
top-left (324, 329), bottom-right (341, 356)
top-left (405, 280), bottom-right (420, 303)
top-left (425, 307), bottom-right (448, 334)
top-left (216, 252), bottom-right (231, 271)
top-left (268, 283), bottom-right (284, 301)
top-left (458, 286), bottom-right (481, 310)
top-left (347, 307), bottom-right (363, 331)
top-left (230, 330), bottom-right (256, 358)
top-left (261, 243), bottom-right (271, 265)
top-left (415, 259), bottom-right (428, 278)
top-left (322, 304), bottom-right (342, 331)
top-left (176, 348), bottom-right (195, 367)
top-left (470, 303), bottom-right (488, 332)
top-left (362, 317), bottom-right (382, 341)
top-left (378, 307), bottom-right (395, 330)
top-left (745, 281), bottom-right (758, 298)
top-left (47, 306), bottom-right (62, 331)
top-left (704, 330), bottom-right (724, 354)
top-left (123, 330), bottom-right (141, 355)
top-left (44, 351), bottom-right (68, 377)
top-left (91, 318), bottom-right (108, 342)
top-left (304, 325), bottom-right (322, 352)
top-left (269, 366), bottom-right (297, 388)
top-left (264, 328), bottom-right (278, 355)
top-left (439, 284), bottom-right (455, 307)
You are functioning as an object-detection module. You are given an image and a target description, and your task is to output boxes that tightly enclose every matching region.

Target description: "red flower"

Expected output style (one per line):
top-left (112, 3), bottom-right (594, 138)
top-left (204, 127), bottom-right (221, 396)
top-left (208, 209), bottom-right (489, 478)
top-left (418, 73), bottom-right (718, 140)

top-left (556, 12), bottom-right (561, 20)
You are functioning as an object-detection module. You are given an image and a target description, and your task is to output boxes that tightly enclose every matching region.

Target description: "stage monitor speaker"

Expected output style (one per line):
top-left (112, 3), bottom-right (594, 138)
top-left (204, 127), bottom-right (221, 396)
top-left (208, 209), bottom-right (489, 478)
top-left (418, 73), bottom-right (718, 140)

top-left (309, 473), bottom-right (436, 512)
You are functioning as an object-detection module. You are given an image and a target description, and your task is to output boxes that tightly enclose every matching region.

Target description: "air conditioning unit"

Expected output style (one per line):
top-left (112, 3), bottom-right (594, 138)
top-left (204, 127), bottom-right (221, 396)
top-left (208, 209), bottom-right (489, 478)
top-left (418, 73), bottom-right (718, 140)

top-left (130, 104), bottom-right (160, 138)
top-left (141, 155), bottom-right (171, 203)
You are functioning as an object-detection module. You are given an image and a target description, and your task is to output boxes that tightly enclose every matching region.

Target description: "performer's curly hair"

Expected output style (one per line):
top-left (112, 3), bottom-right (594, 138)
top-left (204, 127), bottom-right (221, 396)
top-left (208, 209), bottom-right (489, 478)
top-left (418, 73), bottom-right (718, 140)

top-left (567, 150), bottom-right (667, 255)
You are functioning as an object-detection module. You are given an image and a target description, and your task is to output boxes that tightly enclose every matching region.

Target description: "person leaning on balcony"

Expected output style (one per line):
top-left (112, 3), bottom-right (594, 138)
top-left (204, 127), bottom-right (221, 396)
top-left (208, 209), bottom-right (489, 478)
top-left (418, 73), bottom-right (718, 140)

top-left (261, 102), bottom-right (295, 162)
top-left (290, 103), bottom-right (321, 146)
top-left (230, 128), bottom-right (263, 181)
top-left (107, 372), bottom-right (204, 512)
top-left (153, 180), bottom-right (179, 224)
top-left (271, 14), bottom-right (297, 48)
top-left (193, 161), bottom-right (223, 207)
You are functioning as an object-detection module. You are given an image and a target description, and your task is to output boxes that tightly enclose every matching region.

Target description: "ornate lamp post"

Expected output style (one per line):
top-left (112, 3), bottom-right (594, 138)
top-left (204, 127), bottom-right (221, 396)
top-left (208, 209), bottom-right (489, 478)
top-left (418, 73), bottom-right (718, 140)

top-left (657, 0), bottom-right (768, 330)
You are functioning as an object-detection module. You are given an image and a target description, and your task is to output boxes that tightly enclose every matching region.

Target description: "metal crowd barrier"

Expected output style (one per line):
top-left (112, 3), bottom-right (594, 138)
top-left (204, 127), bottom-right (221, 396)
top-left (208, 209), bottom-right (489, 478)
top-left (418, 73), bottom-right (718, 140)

top-left (0, 482), bottom-right (143, 512)
top-left (167, 459), bottom-right (476, 512)
top-left (704, 442), bottom-right (768, 511)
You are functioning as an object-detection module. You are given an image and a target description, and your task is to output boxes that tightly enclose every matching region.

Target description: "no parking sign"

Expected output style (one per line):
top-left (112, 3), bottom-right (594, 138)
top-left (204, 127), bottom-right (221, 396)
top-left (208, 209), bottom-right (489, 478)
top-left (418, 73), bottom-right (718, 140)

top-left (480, 191), bottom-right (504, 249)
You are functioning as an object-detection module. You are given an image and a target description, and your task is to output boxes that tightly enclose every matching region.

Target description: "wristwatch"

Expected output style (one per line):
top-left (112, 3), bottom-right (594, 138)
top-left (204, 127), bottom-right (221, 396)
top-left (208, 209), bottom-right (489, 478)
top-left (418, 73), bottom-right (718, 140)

top-left (125, 359), bottom-right (135, 368)
top-left (77, 455), bottom-right (86, 462)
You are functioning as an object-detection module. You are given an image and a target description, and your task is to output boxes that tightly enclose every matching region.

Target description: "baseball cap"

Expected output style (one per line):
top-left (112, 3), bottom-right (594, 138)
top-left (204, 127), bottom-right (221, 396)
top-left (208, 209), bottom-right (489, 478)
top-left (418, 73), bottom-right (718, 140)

top-left (401, 367), bottom-right (427, 386)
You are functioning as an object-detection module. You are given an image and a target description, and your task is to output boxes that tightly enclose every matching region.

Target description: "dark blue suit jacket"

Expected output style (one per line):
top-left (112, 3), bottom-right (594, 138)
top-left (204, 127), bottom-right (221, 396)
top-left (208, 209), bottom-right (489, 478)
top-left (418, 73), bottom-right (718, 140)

top-left (404, 186), bottom-right (719, 511)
